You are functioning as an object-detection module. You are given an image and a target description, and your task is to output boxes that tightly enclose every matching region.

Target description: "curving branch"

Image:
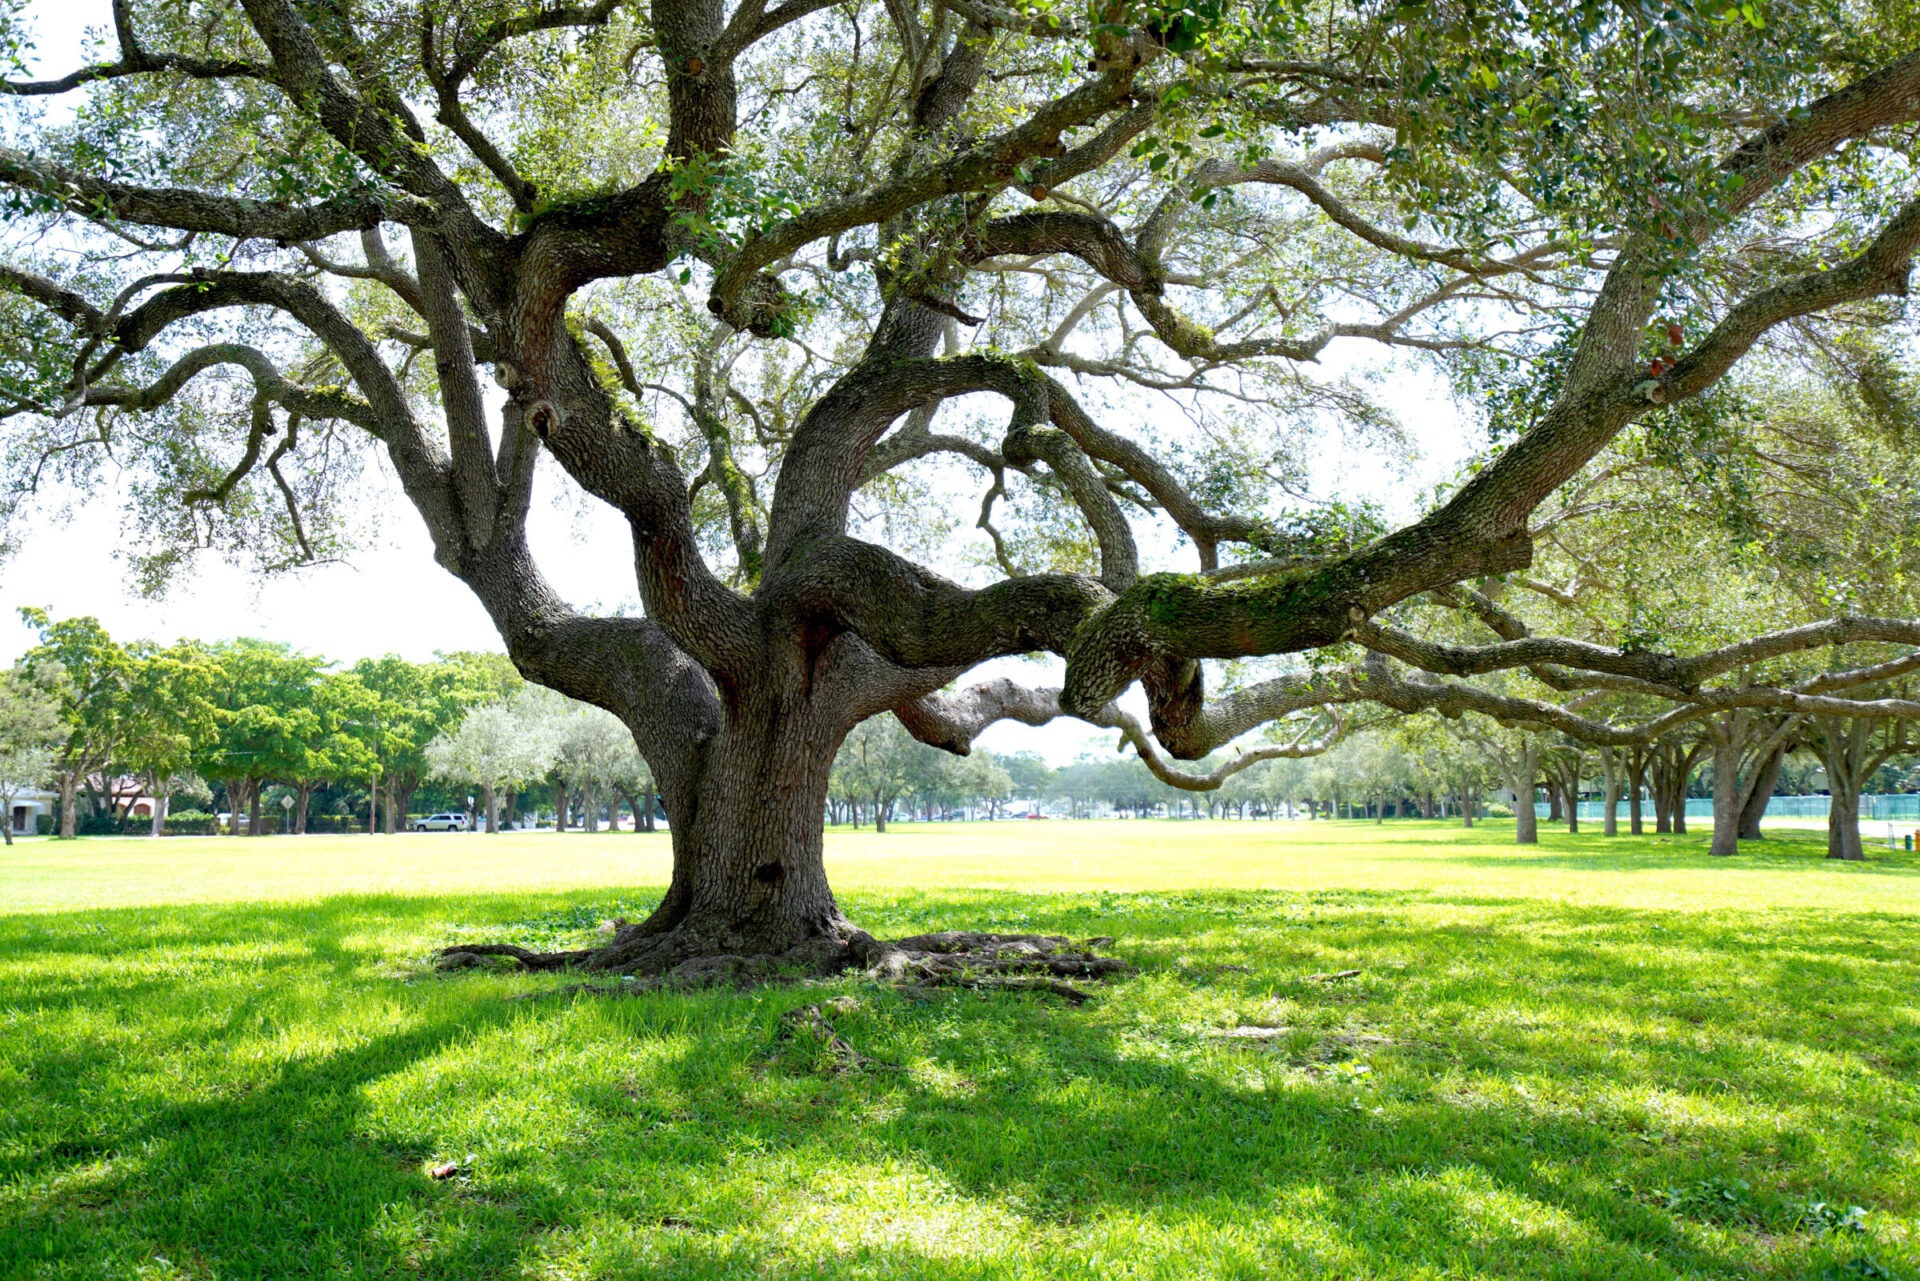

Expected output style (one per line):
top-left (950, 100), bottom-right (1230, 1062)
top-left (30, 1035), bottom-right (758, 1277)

top-left (1354, 615), bottom-right (1920, 692)
top-left (2, 0), bottom-right (269, 94)
top-left (0, 146), bottom-right (416, 242)
top-left (82, 342), bottom-right (377, 431)
top-left (706, 70), bottom-right (1143, 328)
top-left (892, 677), bottom-right (1345, 791)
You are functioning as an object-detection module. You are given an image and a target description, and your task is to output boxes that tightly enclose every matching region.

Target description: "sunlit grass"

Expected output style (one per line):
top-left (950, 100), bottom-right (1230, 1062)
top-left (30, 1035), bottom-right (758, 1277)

top-left (2, 820), bottom-right (1916, 1279)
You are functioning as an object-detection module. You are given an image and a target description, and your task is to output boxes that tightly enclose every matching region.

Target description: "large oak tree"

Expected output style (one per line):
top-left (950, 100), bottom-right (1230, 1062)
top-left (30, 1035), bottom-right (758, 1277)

top-left (2, 0), bottom-right (1918, 974)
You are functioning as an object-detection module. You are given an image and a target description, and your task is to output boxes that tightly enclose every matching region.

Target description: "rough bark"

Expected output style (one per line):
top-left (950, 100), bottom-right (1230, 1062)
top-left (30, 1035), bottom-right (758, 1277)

top-left (56, 772), bottom-right (77, 839)
top-left (1708, 721), bottom-right (1741, 857)
top-left (1626, 746), bottom-right (1648, 835)
top-left (1514, 768), bottom-right (1538, 844)
top-left (1737, 740), bottom-right (1789, 840)
top-left (1599, 746), bottom-right (1620, 837)
top-left (1811, 714), bottom-right (1906, 861)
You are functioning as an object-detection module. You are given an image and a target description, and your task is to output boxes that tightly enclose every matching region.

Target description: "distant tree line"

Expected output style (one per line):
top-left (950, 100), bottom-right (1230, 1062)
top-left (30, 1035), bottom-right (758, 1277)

top-left (5, 608), bottom-right (1913, 859)
top-left (0, 608), bottom-right (667, 837)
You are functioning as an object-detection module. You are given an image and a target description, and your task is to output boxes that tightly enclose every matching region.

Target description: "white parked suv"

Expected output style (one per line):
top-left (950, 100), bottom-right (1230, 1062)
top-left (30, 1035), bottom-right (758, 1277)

top-left (414, 813), bottom-right (470, 832)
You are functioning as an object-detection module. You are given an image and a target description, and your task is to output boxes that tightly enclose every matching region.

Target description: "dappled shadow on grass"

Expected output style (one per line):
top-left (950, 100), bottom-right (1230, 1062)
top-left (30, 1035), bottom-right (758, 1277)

top-left (1389, 822), bottom-right (1920, 878)
top-left (2, 882), bottom-right (1917, 1279)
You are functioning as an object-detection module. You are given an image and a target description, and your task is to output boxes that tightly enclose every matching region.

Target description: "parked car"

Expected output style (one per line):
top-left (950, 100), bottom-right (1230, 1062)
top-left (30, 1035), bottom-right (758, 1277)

top-left (414, 813), bottom-right (470, 832)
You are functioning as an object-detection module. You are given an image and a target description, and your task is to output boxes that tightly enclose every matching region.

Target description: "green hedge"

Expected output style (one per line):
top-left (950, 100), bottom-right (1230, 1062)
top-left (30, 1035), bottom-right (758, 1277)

top-left (164, 810), bottom-right (220, 836)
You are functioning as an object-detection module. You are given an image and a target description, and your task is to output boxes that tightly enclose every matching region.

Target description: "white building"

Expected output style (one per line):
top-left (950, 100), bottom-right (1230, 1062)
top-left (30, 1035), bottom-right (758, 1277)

top-left (8, 789), bottom-right (55, 837)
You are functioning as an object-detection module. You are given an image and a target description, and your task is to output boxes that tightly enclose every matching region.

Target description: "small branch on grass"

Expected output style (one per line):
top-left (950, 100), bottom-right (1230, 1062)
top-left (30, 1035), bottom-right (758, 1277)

top-left (777, 1000), bottom-right (896, 1071)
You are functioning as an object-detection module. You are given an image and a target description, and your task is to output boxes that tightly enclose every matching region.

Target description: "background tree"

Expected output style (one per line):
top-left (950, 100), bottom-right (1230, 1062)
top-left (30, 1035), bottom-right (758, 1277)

top-left (195, 639), bottom-right (324, 836)
top-left (351, 652), bottom-right (521, 832)
top-left (832, 715), bottom-right (917, 833)
top-left (282, 671), bottom-right (377, 834)
top-left (426, 697), bottom-right (556, 833)
top-left (120, 641), bottom-right (219, 837)
top-left (0, 665), bottom-right (64, 845)
top-left (1807, 708), bottom-right (1912, 861)
top-left (1457, 721), bottom-right (1544, 844)
top-left (19, 610), bottom-right (131, 838)
top-left (547, 694), bottom-right (640, 832)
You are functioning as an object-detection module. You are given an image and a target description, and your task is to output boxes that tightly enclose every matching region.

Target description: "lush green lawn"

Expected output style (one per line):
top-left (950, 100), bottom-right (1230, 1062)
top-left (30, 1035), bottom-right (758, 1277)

top-left (2, 821), bottom-right (1916, 1280)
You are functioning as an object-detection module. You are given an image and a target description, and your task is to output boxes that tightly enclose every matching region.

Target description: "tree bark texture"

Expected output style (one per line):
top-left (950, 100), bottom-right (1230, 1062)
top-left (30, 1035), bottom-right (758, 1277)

top-left (1812, 714), bottom-right (1905, 861)
top-left (1737, 740), bottom-right (1789, 840)
top-left (1599, 746), bottom-right (1620, 837)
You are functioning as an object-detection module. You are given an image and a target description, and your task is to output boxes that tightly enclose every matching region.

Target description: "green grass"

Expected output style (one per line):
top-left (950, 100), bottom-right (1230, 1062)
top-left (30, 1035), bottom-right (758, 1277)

top-left (2, 820), bottom-right (1916, 1280)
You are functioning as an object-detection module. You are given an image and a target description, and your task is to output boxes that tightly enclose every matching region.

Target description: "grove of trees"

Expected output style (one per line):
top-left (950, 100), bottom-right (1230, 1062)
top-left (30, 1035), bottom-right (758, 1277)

top-left (0, 608), bottom-right (543, 836)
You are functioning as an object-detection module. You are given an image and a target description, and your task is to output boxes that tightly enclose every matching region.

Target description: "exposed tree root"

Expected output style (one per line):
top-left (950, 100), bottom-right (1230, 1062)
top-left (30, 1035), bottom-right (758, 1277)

top-left (776, 1000), bottom-right (895, 1071)
top-left (435, 926), bottom-right (1134, 999)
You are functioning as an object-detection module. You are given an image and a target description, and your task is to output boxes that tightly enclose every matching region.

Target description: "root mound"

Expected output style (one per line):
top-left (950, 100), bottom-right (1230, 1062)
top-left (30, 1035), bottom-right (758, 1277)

top-left (434, 926), bottom-right (1133, 999)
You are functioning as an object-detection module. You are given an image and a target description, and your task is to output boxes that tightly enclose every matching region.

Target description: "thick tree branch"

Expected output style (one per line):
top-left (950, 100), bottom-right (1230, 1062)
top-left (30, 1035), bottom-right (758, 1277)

top-left (0, 146), bottom-right (413, 242)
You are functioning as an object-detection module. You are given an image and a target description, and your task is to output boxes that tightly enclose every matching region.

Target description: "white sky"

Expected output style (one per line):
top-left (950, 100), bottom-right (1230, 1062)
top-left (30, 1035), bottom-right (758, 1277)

top-left (0, 2), bottom-right (1484, 764)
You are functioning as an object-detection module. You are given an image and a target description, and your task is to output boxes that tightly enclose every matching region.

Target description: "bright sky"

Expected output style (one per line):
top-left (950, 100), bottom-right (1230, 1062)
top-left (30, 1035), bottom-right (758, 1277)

top-left (0, 2), bottom-right (1484, 764)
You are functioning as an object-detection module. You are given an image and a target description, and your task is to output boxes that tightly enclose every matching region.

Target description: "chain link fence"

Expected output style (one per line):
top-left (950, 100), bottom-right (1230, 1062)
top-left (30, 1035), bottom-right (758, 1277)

top-left (1541, 794), bottom-right (1920, 821)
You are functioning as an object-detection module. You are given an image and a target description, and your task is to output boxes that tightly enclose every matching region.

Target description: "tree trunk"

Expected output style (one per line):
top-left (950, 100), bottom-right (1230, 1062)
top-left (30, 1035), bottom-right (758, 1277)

top-left (58, 770), bottom-right (78, 838)
top-left (1627, 748), bottom-right (1647, 836)
top-left (1546, 781), bottom-right (1562, 822)
top-left (1813, 715), bottom-right (1900, 862)
top-left (225, 778), bottom-right (252, 837)
top-left (1826, 783), bottom-right (1864, 861)
top-left (1737, 740), bottom-right (1788, 841)
top-left (150, 787), bottom-right (168, 838)
top-left (1709, 719), bottom-right (1741, 857)
top-left (590, 699), bottom-right (854, 971)
top-left (1600, 747), bottom-right (1620, 837)
top-left (384, 780), bottom-right (404, 834)
top-left (248, 784), bottom-right (264, 838)
top-left (872, 792), bottom-right (888, 833)
top-left (1507, 739), bottom-right (1541, 845)
top-left (295, 785), bottom-right (312, 835)
top-left (483, 783), bottom-right (498, 834)
top-left (1513, 783), bottom-right (1537, 842)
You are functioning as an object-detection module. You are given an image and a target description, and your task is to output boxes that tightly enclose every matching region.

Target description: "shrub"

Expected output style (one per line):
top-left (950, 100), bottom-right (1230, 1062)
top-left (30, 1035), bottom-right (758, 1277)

top-left (164, 810), bottom-right (220, 836)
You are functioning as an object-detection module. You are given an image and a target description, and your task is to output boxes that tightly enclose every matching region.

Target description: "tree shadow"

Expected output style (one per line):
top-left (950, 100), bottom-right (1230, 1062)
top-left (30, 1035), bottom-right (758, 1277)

top-left (2, 886), bottom-right (1914, 1278)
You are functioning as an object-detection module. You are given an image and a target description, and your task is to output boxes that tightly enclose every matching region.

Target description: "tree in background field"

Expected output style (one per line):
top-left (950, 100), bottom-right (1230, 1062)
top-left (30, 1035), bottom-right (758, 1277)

top-left (1456, 721), bottom-right (1544, 843)
top-left (1807, 708), bottom-right (1913, 861)
top-left (18, 610), bottom-right (132, 838)
top-left (120, 641), bottom-right (219, 837)
top-left (352, 651), bottom-right (523, 832)
top-left (833, 716), bottom-right (917, 833)
top-left (281, 672), bottom-right (378, 834)
top-left (426, 698), bottom-right (555, 833)
top-left (195, 639), bottom-right (325, 836)
top-left (545, 694), bottom-right (643, 832)
top-left (0, 664), bottom-right (65, 845)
